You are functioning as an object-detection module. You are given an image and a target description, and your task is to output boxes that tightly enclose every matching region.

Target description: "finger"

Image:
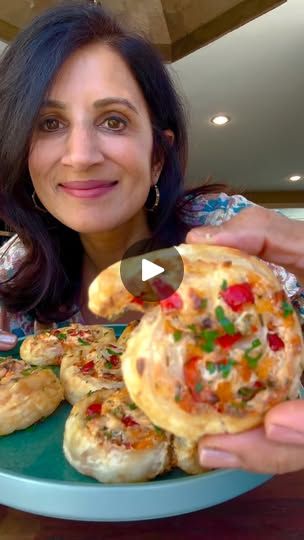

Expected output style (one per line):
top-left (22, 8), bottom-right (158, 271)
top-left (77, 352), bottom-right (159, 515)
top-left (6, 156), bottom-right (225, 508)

top-left (265, 401), bottom-right (304, 445)
top-left (197, 427), bottom-right (304, 474)
top-left (186, 227), bottom-right (265, 255)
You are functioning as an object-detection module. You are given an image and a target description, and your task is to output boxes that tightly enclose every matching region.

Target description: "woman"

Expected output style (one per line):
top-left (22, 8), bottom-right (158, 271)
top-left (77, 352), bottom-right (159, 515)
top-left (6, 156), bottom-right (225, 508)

top-left (0, 0), bottom-right (256, 339)
top-left (0, 1), bottom-right (303, 474)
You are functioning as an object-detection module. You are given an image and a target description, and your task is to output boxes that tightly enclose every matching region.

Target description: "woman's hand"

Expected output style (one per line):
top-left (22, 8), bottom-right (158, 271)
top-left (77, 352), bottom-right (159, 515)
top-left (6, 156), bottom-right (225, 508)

top-left (198, 401), bottom-right (304, 474)
top-left (186, 206), bottom-right (304, 286)
top-left (185, 205), bottom-right (304, 474)
top-left (0, 306), bottom-right (17, 351)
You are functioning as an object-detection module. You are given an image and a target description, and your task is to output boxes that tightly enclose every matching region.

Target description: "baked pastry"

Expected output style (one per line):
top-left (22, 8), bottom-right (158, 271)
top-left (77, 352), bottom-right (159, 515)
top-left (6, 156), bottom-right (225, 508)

top-left (0, 358), bottom-right (63, 435)
top-left (173, 436), bottom-right (207, 475)
top-left (117, 320), bottom-right (140, 348)
top-left (60, 342), bottom-right (124, 404)
top-left (88, 244), bottom-right (304, 441)
top-left (20, 323), bottom-right (115, 366)
top-left (63, 387), bottom-right (172, 483)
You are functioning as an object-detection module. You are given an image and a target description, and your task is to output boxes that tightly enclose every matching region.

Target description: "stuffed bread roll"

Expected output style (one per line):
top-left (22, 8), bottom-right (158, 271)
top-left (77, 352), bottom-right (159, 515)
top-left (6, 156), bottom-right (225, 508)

top-left (20, 323), bottom-right (116, 366)
top-left (60, 342), bottom-right (124, 404)
top-left (63, 387), bottom-right (172, 483)
top-left (173, 436), bottom-right (207, 475)
top-left (88, 244), bottom-right (304, 441)
top-left (116, 320), bottom-right (140, 348)
top-left (0, 358), bottom-right (63, 435)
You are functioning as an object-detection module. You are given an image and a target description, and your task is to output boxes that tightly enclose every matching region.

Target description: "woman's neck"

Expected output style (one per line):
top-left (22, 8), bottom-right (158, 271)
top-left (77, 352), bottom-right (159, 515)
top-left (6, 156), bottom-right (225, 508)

top-left (79, 210), bottom-right (150, 324)
top-left (80, 210), bottom-right (151, 273)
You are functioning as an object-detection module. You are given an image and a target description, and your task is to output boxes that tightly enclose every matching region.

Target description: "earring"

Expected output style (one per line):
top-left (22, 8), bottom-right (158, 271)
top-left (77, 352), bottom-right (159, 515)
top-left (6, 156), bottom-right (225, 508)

top-left (145, 183), bottom-right (160, 212)
top-left (32, 191), bottom-right (47, 213)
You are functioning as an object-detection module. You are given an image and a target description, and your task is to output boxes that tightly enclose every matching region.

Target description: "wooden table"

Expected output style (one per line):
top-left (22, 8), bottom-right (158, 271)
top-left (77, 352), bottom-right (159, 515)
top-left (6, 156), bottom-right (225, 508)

top-left (0, 470), bottom-right (303, 540)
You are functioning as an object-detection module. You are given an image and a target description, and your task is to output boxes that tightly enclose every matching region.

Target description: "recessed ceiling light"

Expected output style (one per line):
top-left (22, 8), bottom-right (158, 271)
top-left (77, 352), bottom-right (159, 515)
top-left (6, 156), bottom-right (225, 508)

top-left (210, 115), bottom-right (231, 126)
top-left (288, 175), bottom-right (302, 182)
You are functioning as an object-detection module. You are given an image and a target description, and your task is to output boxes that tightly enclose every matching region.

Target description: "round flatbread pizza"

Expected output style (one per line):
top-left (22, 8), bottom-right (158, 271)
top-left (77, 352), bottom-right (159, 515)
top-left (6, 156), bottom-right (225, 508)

top-left (63, 387), bottom-right (172, 483)
top-left (0, 357), bottom-right (63, 435)
top-left (60, 342), bottom-right (124, 404)
top-left (20, 323), bottom-right (116, 366)
top-left (88, 244), bottom-right (304, 441)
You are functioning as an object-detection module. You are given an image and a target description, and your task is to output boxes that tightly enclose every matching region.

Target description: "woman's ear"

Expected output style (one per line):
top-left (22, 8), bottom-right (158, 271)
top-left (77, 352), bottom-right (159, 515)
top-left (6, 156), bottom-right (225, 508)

top-left (152, 129), bottom-right (175, 183)
top-left (163, 129), bottom-right (175, 146)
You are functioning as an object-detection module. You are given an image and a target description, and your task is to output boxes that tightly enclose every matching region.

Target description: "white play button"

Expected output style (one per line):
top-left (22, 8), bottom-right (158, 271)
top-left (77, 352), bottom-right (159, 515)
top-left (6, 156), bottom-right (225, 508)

top-left (120, 238), bottom-right (184, 302)
top-left (142, 259), bottom-right (164, 282)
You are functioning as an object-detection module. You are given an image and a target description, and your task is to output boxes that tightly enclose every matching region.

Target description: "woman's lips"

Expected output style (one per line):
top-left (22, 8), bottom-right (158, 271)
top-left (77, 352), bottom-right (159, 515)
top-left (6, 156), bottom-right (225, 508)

top-left (59, 180), bottom-right (118, 199)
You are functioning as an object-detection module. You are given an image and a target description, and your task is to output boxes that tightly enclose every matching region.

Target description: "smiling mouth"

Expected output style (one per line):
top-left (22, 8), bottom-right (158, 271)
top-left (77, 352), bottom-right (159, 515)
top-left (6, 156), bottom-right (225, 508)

top-left (59, 180), bottom-right (118, 199)
top-left (59, 180), bottom-right (118, 189)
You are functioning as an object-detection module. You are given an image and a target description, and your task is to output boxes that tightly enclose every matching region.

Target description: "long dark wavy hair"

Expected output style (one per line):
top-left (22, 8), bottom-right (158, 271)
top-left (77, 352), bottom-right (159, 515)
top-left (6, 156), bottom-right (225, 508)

top-left (0, 1), bottom-right (225, 323)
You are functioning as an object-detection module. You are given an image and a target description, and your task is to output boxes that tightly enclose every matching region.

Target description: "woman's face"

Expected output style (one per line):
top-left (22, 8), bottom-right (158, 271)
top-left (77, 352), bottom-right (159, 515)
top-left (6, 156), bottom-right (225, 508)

top-left (29, 43), bottom-right (158, 233)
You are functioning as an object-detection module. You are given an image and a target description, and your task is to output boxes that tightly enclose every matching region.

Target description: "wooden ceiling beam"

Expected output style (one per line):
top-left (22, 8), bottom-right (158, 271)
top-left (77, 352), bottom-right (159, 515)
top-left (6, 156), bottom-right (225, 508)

top-left (0, 18), bottom-right (18, 43)
top-left (0, 0), bottom-right (286, 62)
top-left (170, 0), bottom-right (286, 61)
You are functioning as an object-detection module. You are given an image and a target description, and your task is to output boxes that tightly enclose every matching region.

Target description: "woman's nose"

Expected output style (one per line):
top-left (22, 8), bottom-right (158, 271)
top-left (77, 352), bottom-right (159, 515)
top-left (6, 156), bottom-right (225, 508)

top-left (61, 125), bottom-right (104, 170)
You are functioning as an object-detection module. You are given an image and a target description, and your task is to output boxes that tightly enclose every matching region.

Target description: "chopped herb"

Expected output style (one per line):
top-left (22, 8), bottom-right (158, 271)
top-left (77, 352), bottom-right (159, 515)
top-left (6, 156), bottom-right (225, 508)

top-left (56, 332), bottom-right (67, 341)
top-left (105, 361), bottom-right (114, 369)
top-left (187, 324), bottom-right (197, 333)
top-left (194, 381), bottom-right (204, 393)
top-left (221, 279), bottom-right (228, 291)
top-left (229, 401), bottom-right (246, 411)
top-left (200, 330), bottom-right (219, 353)
top-left (174, 390), bottom-right (181, 402)
top-left (106, 348), bottom-right (122, 355)
top-left (218, 358), bottom-right (237, 378)
top-left (281, 301), bottom-right (294, 317)
top-left (103, 430), bottom-right (113, 439)
top-left (200, 298), bottom-right (208, 309)
top-left (237, 386), bottom-right (256, 401)
top-left (206, 361), bottom-right (216, 375)
top-left (21, 367), bottom-right (37, 376)
top-left (173, 330), bottom-right (183, 342)
top-left (244, 339), bottom-right (263, 368)
top-left (78, 338), bottom-right (90, 345)
top-left (128, 402), bottom-right (138, 410)
top-left (215, 306), bottom-right (236, 335)
top-left (153, 425), bottom-right (164, 434)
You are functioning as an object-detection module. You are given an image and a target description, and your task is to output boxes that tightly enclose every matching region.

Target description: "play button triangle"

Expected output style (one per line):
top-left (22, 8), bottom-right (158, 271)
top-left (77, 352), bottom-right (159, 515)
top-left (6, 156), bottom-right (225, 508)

top-left (142, 259), bottom-right (165, 282)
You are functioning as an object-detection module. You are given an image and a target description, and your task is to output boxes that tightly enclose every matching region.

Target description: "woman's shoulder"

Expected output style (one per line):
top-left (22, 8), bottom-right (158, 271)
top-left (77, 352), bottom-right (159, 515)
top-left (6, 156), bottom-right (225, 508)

top-left (0, 235), bottom-right (26, 281)
top-left (178, 191), bottom-right (254, 227)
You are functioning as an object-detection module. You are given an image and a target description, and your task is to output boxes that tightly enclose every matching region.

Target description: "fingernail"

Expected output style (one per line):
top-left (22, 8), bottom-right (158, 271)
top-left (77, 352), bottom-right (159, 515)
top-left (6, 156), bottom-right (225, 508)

top-left (0, 332), bottom-right (17, 345)
top-left (199, 448), bottom-right (241, 469)
top-left (267, 424), bottom-right (304, 445)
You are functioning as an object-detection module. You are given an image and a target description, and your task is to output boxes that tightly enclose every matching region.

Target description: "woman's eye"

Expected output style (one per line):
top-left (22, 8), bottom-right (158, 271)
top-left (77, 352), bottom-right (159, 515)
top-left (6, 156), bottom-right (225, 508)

top-left (39, 118), bottom-right (64, 132)
top-left (102, 117), bottom-right (127, 131)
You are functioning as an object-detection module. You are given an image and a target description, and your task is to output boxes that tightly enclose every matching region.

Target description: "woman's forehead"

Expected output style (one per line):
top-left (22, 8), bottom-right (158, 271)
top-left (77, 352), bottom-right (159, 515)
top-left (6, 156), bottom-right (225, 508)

top-left (47, 43), bottom-right (148, 111)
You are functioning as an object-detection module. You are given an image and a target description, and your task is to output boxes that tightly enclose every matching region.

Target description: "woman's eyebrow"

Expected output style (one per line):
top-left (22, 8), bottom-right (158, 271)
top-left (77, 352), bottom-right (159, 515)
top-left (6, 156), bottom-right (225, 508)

top-left (41, 97), bottom-right (139, 114)
top-left (93, 97), bottom-right (139, 114)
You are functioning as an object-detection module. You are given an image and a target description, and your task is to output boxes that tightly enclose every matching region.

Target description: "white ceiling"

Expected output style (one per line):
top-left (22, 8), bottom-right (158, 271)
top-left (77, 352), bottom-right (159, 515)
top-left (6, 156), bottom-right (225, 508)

top-left (1, 0), bottom-right (303, 192)
top-left (172, 0), bottom-right (304, 191)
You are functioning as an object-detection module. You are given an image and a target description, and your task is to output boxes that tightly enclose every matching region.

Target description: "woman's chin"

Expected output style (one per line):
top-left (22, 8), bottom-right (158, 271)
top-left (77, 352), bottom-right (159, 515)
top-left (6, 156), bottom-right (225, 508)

top-left (59, 217), bottom-right (123, 235)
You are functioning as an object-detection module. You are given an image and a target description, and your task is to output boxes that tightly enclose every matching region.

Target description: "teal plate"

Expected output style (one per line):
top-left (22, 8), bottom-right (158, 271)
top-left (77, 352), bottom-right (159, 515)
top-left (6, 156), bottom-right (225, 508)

top-left (0, 325), bottom-right (273, 521)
